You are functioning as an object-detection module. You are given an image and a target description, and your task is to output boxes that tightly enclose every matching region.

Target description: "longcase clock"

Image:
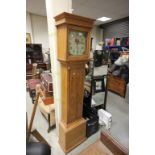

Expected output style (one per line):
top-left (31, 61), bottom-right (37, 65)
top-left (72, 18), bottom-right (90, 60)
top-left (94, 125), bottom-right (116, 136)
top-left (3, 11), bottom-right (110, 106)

top-left (54, 12), bottom-right (94, 153)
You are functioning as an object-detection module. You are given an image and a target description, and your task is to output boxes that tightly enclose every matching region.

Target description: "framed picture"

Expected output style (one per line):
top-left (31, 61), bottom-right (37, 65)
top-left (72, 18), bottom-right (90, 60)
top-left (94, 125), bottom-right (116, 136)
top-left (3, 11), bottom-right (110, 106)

top-left (92, 76), bottom-right (105, 93)
top-left (26, 33), bottom-right (31, 43)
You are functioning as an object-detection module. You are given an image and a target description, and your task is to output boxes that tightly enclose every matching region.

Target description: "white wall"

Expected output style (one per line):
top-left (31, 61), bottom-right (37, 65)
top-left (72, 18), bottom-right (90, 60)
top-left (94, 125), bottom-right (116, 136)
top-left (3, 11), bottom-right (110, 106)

top-left (26, 12), bottom-right (49, 52)
top-left (91, 25), bottom-right (103, 50)
top-left (26, 12), bottom-right (33, 42)
top-left (45, 0), bottom-right (72, 136)
top-left (26, 12), bottom-right (32, 34)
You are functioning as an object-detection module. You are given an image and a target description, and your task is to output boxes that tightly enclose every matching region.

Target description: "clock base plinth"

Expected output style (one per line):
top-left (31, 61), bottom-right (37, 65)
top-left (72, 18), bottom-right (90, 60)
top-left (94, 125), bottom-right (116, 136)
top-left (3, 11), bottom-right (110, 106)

top-left (59, 118), bottom-right (86, 153)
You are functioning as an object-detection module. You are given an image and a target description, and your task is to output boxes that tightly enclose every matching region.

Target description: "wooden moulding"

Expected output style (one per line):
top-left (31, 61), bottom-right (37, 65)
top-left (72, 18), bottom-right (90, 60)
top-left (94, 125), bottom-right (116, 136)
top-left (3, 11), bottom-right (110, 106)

top-left (54, 12), bottom-right (95, 28)
top-left (59, 118), bottom-right (86, 153)
top-left (100, 130), bottom-right (129, 155)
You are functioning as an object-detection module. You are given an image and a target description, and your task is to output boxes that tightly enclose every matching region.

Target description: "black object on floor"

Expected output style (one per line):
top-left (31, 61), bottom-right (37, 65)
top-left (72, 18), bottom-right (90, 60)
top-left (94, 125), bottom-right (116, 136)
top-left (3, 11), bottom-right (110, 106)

top-left (86, 116), bottom-right (99, 137)
top-left (83, 89), bottom-right (99, 137)
top-left (26, 142), bottom-right (51, 155)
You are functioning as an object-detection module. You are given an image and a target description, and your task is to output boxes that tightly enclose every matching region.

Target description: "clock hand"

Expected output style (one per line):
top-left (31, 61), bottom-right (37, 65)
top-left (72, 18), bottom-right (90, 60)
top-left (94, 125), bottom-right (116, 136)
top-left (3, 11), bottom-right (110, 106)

top-left (75, 38), bottom-right (79, 55)
top-left (77, 42), bottom-right (79, 54)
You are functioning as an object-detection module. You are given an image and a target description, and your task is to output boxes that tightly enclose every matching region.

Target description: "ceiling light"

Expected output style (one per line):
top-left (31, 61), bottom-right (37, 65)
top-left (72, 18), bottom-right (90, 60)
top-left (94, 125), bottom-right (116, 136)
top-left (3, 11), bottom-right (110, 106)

top-left (97, 17), bottom-right (111, 22)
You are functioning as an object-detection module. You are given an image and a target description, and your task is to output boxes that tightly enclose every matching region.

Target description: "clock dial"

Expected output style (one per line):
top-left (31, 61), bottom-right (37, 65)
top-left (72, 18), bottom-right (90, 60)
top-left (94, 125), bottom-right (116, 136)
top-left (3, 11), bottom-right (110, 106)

top-left (68, 30), bottom-right (87, 55)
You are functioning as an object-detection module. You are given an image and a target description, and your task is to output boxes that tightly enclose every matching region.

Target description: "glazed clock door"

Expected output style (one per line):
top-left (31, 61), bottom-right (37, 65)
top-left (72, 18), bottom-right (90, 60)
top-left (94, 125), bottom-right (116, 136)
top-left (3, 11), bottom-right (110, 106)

top-left (68, 29), bottom-right (87, 56)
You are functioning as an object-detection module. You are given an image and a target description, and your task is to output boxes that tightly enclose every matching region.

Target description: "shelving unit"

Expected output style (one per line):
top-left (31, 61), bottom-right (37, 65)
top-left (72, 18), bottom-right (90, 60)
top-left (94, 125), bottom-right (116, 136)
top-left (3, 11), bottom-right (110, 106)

top-left (103, 45), bottom-right (129, 51)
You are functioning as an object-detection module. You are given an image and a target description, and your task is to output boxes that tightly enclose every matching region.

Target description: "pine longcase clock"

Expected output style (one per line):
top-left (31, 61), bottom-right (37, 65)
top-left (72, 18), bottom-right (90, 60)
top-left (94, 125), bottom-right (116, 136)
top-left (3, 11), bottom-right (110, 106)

top-left (54, 12), bottom-right (94, 153)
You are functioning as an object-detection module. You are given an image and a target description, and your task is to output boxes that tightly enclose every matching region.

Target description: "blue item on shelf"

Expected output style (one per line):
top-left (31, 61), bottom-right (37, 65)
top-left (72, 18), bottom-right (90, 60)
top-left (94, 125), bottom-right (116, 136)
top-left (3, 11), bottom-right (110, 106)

top-left (103, 45), bottom-right (129, 51)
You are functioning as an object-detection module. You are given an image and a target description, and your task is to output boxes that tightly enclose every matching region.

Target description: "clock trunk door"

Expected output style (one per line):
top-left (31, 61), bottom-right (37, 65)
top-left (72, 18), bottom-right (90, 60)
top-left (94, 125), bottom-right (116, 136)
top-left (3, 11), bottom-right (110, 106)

top-left (67, 63), bottom-right (85, 124)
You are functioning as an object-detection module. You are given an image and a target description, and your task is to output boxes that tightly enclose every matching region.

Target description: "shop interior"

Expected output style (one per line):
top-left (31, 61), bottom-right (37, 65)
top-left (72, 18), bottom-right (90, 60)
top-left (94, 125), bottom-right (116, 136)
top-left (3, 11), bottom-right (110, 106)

top-left (26, 0), bottom-right (129, 154)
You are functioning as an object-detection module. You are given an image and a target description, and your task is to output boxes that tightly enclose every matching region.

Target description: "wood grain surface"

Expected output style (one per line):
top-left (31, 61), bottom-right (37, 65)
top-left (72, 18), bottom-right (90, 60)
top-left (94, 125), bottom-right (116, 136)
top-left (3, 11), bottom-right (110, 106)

top-left (78, 140), bottom-right (113, 155)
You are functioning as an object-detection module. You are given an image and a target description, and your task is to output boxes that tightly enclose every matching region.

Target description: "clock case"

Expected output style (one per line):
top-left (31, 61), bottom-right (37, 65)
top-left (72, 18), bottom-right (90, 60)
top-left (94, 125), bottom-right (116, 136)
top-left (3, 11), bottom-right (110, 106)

top-left (55, 12), bottom-right (94, 62)
top-left (54, 12), bottom-right (95, 153)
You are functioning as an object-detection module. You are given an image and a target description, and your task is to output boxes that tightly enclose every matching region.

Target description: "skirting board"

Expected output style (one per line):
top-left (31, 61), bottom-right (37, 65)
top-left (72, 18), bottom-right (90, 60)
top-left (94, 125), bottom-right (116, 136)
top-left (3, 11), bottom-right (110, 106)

top-left (100, 130), bottom-right (128, 155)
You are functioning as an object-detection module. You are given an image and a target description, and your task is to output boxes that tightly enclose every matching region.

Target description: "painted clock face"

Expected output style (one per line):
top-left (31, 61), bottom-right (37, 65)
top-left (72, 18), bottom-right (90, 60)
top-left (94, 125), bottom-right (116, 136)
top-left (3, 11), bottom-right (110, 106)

top-left (68, 30), bottom-right (87, 55)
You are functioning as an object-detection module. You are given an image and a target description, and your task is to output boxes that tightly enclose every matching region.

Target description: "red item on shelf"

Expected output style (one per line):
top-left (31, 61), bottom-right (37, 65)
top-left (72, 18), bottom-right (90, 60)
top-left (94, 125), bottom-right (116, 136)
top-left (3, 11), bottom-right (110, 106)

top-left (126, 37), bottom-right (129, 45)
top-left (110, 38), bottom-right (115, 46)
